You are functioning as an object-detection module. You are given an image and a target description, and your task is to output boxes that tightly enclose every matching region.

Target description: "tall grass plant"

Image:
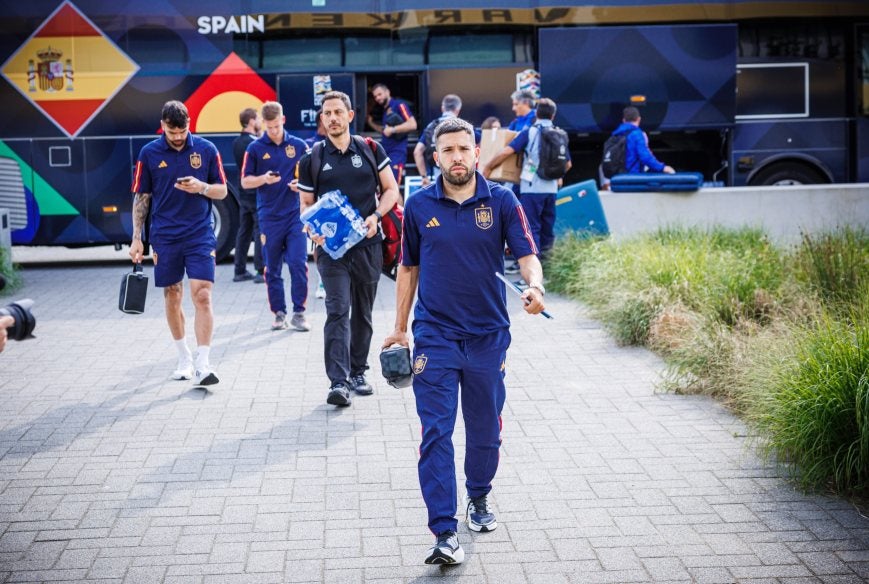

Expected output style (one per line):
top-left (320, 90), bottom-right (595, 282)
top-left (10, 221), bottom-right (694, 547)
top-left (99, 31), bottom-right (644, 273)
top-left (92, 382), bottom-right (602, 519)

top-left (546, 225), bottom-right (869, 495)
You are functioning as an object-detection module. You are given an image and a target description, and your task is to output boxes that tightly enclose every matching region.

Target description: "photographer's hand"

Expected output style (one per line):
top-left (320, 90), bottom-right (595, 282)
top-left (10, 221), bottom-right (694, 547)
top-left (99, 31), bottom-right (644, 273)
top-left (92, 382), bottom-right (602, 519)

top-left (0, 315), bottom-right (13, 353)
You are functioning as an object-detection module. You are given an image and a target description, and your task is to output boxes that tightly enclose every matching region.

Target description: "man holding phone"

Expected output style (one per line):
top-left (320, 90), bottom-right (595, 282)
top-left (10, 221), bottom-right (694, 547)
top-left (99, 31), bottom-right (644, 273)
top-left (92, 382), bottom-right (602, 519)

top-left (241, 101), bottom-right (311, 331)
top-left (130, 100), bottom-right (228, 387)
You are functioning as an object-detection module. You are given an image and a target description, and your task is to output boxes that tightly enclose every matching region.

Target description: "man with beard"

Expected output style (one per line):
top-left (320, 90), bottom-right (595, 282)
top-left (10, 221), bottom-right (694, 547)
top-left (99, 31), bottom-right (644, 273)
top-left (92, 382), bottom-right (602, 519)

top-left (298, 91), bottom-right (400, 407)
top-left (130, 100), bottom-right (228, 388)
top-left (367, 83), bottom-right (417, 185)
top-left (381, 117), bottom-right (546, 565)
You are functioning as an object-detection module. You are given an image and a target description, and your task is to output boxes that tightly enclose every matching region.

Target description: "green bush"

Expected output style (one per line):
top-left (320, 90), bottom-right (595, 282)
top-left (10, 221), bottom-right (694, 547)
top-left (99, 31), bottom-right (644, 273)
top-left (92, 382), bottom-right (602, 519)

top-left (0, 245), bottom-right (19, 295)
top-left (547, 226), bottom-right (869, 494)
top-left (745, 307), bottom-right (869, 494)
top-left (796, 227), bottom-right (869, 308)
top-left (548, 226), bottom-right (787, 336)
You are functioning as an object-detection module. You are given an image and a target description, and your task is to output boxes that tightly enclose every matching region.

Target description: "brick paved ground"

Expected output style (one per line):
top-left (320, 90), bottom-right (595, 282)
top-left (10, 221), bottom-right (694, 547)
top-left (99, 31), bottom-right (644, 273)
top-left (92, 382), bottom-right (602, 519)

top-left (1, 253), bottom-right (867, 583)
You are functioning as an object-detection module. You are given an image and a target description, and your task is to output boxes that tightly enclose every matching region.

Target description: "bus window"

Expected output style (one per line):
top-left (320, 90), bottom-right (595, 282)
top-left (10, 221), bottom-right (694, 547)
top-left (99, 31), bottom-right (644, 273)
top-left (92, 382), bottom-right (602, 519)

top-left (263, 38), bottom-right (340, 69)
top-left (428, 34), bottom-right (518, 65)
top-left (345, 36), bottom-right (425, 67)
top-left (736, 64), bottom-right (809, 119)
top-left (233, 38), bottom-right (261, 70)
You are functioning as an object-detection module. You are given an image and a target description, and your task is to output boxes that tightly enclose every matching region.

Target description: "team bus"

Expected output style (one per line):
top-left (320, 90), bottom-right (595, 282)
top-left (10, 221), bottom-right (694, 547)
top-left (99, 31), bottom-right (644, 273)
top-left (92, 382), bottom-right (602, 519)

top-left (1, 1), bottom-right (867, 259)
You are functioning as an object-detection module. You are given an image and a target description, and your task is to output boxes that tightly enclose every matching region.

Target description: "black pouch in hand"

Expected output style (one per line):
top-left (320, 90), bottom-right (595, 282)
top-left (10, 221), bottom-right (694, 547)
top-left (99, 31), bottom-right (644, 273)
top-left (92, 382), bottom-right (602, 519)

top-left (384, 111), bottom-right (408, 140)
top-left (119, 263), bottom-right (148, 314)
top-left (380, 345), bottom-right (413, 388)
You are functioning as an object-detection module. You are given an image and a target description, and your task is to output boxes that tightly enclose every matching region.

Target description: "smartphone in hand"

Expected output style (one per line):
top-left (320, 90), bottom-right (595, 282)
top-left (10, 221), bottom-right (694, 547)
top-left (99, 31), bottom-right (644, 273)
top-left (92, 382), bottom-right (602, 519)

top-left (176, 176), bottom-right (194, 184)
top-left (267, 170), bottom-right (280, 177)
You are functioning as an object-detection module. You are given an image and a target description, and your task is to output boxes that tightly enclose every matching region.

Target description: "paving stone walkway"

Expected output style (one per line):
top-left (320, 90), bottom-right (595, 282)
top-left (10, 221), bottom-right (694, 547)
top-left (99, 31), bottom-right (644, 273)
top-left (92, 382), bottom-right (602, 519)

top-left (0, 254), bottom-right (867, 583)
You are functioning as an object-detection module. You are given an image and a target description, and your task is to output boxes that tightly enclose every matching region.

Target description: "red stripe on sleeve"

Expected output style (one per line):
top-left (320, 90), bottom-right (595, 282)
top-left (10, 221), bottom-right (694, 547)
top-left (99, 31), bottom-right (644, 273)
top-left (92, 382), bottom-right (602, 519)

top-left (399, 103), bottom-right (411, 121)
top-left (515, 204), bottom-right (538, 255)
top-left (130, 161), bottom-right (142, 193)
top-left (215, 152), bottom-right (227, 184)
top-left (241, 151), bottom-right (250, 178)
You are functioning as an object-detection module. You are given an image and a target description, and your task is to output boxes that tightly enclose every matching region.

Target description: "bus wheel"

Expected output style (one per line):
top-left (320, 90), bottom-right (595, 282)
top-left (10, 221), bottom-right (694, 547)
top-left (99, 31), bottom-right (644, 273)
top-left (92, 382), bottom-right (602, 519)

top-left (212, 197), bottom-right (239, 263)
top-left (749, 162), bottom-right (827, 186)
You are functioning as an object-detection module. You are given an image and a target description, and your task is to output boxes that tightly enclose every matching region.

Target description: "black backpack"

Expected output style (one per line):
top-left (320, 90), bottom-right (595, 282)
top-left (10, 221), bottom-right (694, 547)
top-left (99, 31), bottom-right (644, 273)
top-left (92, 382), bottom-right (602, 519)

top-left (535, 124), bottom-right (570, 180)
top-left (420, 117), bottom-right (441, 175)
top-left (601, 133), bottom-right (629, 179)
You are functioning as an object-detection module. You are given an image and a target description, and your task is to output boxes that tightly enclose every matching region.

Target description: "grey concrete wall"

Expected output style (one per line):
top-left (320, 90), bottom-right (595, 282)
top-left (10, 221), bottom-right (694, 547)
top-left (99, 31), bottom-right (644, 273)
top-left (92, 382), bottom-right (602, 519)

top-left (599, 184), bottom-right (869, 244)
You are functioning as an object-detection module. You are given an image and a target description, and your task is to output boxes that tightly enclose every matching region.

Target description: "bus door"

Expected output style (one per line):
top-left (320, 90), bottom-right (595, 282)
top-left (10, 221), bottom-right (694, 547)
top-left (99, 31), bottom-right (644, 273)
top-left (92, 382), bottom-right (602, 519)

top-left (359, 73), bottom-right (423, 135)
top-left (276, 73), bottom-right (355, 138)
top-left (82, 137), bottom-right (137, 244)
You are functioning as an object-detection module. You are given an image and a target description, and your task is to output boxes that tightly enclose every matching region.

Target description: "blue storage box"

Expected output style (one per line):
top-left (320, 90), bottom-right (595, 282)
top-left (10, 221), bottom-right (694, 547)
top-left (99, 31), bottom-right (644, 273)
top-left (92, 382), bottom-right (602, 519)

top-left (610, 172), bottom-right (704, 192)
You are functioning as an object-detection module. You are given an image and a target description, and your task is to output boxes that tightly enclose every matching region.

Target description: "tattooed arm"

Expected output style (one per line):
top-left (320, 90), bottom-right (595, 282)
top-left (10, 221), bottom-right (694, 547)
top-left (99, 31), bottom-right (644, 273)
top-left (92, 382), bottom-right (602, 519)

top-left (129, 192), bottom-right (151, 263)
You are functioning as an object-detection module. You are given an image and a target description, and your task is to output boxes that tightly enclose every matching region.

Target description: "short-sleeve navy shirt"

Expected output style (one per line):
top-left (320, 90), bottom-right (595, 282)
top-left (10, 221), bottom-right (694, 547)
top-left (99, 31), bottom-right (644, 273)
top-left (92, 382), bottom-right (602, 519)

top-left (380, 97), bottom-right (413, 164)
top-left (401, 172), bottom-right (538, 339)
top-left (297, 136), bottom-right (391, 248)
top-left (131, 133), bottom-right (226, 245)
top-left (241, 130), bottom-right (309, 224)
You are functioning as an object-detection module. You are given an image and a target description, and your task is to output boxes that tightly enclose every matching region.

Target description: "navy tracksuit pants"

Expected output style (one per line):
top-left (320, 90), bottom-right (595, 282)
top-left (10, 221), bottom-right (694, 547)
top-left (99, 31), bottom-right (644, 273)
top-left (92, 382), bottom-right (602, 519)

top-left (520, 192), bottom-right (557, 255)
top-left (261, 218), bottom-right (308, 315)
top-left (412, 326), bottom-right (510, 535)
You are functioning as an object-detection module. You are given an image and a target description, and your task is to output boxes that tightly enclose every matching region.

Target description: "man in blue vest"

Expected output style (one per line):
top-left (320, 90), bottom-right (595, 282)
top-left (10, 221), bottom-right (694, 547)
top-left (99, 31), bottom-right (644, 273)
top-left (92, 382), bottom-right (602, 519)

top-left (382, 117), bottom-right (546, 565)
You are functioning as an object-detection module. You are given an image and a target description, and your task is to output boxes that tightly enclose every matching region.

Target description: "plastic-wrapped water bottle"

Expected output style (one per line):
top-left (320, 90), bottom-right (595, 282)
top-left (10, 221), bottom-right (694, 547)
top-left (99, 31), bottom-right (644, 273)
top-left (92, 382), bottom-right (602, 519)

top-left (300, 190), bottom-right (368, 260)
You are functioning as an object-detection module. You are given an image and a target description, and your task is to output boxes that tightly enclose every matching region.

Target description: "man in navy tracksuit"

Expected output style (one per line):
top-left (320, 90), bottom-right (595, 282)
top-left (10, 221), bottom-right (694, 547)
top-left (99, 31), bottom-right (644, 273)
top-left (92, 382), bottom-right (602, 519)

top-left (382, 117), bottom-right (547, 566)
top-left (241, 101), bottom-right (311, 332)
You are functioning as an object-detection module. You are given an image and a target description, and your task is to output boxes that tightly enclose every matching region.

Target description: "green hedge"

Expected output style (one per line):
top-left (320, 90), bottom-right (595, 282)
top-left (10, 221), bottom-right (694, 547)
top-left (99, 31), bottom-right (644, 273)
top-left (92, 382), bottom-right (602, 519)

top-left (547, 226), bottom-right (869, 496)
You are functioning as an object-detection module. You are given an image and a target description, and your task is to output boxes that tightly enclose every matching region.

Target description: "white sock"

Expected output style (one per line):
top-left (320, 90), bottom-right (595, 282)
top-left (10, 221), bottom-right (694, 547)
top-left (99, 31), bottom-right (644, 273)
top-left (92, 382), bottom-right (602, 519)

top-left (195, 346), bottom-right (211, 369)
top-left (176, 339), bottom-right (192, 361)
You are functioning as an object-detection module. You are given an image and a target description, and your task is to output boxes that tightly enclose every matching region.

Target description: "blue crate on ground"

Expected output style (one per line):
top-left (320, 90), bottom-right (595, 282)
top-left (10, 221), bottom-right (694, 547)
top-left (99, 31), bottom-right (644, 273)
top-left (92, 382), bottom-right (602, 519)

top-left (554, 179), bottom-right (609, 237)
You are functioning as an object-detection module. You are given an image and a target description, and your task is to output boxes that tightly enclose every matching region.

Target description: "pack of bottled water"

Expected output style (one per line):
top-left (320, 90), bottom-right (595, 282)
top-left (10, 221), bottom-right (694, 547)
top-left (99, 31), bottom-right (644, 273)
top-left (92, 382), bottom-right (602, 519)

top-left (300, 190), bottom-right (367, 260)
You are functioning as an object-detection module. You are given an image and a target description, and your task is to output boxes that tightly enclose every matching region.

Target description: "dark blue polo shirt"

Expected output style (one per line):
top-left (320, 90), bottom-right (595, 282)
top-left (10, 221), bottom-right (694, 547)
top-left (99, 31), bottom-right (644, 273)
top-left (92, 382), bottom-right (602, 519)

top-left (401, 172), bottom-right (538, 339)
top-left (241, 131), bottom-right (309, 223)
top-left (380, 97), bottom-right (413, 165)
top-left (131, 133), bottom-right (226, 245)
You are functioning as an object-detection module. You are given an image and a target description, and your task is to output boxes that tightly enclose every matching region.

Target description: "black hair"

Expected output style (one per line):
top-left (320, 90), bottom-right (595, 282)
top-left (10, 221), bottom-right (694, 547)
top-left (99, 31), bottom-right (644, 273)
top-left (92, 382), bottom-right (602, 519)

top-left (161, 100), bottom-right (189, 129)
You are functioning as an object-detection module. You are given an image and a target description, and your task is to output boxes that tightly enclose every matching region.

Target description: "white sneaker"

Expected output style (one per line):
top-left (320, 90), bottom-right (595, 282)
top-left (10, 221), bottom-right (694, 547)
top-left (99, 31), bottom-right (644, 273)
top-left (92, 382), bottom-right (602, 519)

top-left (193, 366), bottom-right (219, 387)
top-left (171, 357), bottom-right (194, 380)
top-left (315, 281), bottom-right (326, 299)
top-left (290, 312), bottom-right (311, 332)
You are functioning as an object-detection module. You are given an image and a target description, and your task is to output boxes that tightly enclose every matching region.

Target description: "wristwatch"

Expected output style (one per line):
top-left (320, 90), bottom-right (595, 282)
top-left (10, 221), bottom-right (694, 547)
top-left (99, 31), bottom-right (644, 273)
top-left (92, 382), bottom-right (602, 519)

top-left (529, 283), bottom-right (545, 296)
top-left (200, 184), bottom-right (211, 197)
top-left (374, 210), bottom-right (383, 222)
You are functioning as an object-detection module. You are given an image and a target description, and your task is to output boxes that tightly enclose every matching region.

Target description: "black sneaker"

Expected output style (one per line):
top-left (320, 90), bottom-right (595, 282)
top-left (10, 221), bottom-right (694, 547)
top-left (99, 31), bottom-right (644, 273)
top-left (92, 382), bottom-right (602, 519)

top-left (349, 374), bottom-right (373, 395)
top-left (466, 494), bottom-right (497, 532)
top-left (504, 261), bottom-right (520, 275)
top-left (424, 530), bottom-right (464, 565)
top-left (326, 382), bottom-right (352, 407)
top-left (233, 271), bottom-right (254, 282)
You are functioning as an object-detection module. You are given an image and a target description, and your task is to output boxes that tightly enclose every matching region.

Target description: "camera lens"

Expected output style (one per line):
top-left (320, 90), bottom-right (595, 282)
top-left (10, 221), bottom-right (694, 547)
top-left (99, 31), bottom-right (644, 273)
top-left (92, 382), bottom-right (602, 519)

top-left (0, 299), bottom-right (36, 341)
